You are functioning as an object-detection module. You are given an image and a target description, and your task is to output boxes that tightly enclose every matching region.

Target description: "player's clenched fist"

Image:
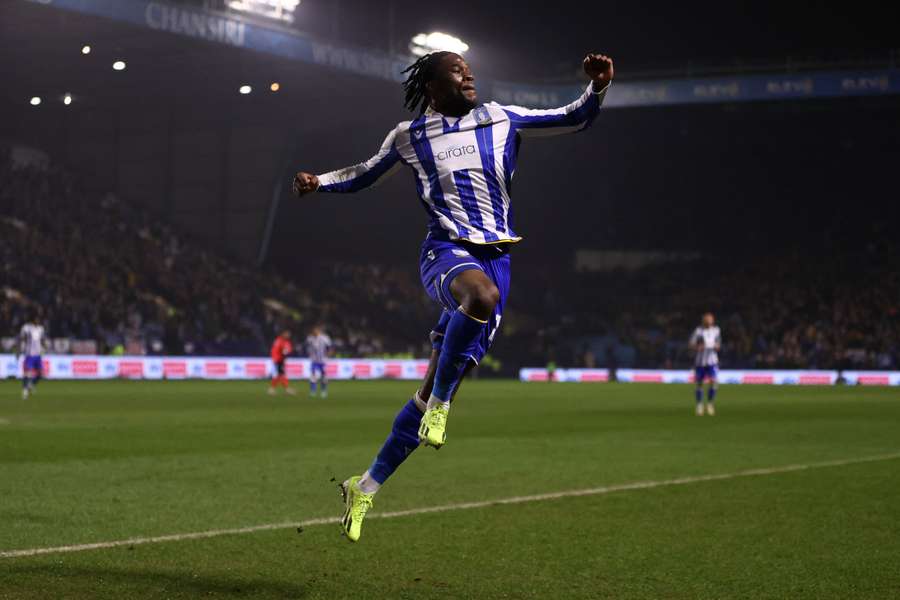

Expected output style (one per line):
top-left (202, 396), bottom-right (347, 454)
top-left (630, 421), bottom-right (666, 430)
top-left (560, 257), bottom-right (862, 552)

top-left (292, 171), bottom-right (319, 197)
top-left (583, 53), bottom-right (614, 85)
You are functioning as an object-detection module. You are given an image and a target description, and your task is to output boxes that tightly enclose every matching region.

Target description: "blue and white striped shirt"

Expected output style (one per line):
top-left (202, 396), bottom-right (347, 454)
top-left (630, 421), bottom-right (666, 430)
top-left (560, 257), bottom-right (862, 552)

top-left (317, 82), bottom-right (610, 244)
top-left (20, 323), bottom-right (46, 356)
top-left (307, 333), bottom-right (332, 363)
top-left (691, 326), bottom-right (722, 367)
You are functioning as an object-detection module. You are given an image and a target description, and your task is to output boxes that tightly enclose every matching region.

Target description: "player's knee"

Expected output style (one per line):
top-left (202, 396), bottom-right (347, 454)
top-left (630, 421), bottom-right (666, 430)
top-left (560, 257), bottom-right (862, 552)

top-left (477, 284), bottom-right (500, 312)
top-left (463, 283), bottom-right (499, 320)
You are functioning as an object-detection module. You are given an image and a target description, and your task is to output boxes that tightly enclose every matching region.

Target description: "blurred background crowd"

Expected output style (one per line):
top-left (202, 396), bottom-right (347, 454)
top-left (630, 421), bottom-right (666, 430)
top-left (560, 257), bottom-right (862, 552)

top-left (3, 150), bottom-right (896, 372)
top-left (0, 150), bottom-right (431, 359)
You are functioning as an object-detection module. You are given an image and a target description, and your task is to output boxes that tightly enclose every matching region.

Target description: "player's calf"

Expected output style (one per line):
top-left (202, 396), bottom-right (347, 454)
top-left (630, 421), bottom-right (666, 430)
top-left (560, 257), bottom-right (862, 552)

top-left (424, 304), bottom-right (489, 448)
top-left (706, 385), bottom-right (717, 415)
top-left (337, 394), bottom-right (426, 541)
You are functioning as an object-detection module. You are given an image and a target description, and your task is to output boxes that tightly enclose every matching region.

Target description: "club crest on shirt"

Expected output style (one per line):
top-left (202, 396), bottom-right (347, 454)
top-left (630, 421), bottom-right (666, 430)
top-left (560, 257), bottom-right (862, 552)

top-left (473, 106), bottom-right (492, 126)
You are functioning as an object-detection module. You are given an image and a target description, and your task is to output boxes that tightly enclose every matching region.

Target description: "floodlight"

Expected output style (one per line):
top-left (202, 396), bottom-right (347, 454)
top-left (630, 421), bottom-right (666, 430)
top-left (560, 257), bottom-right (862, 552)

top-left (410, 32), bottom-right (469, 57)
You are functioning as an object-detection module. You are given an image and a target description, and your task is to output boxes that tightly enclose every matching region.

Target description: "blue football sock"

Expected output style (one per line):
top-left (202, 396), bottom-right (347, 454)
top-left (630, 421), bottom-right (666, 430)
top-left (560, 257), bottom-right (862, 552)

top-left (432, 308), bottom-right (487, 401)
top-left (22, 377), bottom-right (30, 390)
top-left (310, 381), bottom-right (317, 393)
top-left (707, 387), bottom-right (717, 402)
top-left (695, 388), bottom-right (703, 403)
top-left (368, 399), bottom-right (423, 484)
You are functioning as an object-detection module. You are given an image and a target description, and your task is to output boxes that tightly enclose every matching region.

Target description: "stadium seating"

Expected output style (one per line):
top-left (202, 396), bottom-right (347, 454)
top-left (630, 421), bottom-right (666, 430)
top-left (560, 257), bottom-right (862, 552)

top-left (3, 148), bottom-right (896, 371)
top-left (508, 242), bottom-right (900, 370)
top-left (0, 149), bottom-right (434, 359)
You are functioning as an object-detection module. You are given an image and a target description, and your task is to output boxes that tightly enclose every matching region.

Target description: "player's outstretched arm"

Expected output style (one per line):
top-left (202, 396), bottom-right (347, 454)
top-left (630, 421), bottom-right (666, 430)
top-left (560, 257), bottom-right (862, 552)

top-left (500, 53), bottom-right (614, 137)
top-left (292, 127), bottom-right (402, 198)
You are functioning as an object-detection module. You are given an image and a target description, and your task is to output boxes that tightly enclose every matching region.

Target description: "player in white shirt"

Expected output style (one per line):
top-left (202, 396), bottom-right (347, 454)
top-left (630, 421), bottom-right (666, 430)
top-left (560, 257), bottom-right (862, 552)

top-left (690, 312), bottom-right (721, 415)
top-left (307, 326), bottom-right (332, 398)
top-left (17, 317), bottom-right (47, 400)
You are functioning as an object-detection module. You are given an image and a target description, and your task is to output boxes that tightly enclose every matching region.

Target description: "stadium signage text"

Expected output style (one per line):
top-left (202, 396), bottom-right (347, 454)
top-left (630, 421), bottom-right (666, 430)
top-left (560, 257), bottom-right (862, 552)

top-left (692, 81), bottom-right (740, 99)
top-left (145, 2), bottom-right (245, 47)
top-left (841, 76), bottom-right (890, 92)
top-left (766, 78), bottom-right (814, 95)
top-left (310, 43), bottom-right (408, 83)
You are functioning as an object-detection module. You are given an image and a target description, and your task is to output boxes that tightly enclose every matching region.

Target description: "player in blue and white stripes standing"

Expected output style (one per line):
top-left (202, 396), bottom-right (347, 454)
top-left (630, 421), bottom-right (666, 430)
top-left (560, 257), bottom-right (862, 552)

top-left (293, 50), bottom-right (614, 541)
top-left (17, 316), bottom-right (47, 400)
top-left (690, 313), bottom-right (721, 416)
top-left (306, 326), bottom-right (332, 398)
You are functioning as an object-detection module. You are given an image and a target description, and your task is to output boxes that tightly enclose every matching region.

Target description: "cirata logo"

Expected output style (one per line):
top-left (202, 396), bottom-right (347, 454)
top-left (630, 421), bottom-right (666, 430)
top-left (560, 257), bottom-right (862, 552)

top-left (436, 145), bottom-right (477, 161)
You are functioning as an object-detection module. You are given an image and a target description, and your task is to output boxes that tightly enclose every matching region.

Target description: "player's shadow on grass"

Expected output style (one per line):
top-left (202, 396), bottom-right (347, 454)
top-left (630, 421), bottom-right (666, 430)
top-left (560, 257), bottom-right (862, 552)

top-left (6, 563), bottom-right (309, 599)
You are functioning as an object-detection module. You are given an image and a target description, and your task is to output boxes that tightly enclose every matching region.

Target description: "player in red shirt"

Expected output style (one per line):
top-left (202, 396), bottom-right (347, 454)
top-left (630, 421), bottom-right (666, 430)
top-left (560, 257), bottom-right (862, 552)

top-left (268, 330), bottom-right (296, 395)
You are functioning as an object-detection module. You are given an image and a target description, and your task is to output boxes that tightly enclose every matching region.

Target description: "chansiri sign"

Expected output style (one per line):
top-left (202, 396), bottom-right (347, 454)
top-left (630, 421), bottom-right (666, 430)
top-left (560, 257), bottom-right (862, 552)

top-left (145, 2), bottom-right (246, 46)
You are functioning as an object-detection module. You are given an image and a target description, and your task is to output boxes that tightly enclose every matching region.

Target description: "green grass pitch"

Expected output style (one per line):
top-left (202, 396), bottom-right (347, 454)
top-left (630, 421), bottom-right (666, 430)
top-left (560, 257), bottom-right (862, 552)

top-left (1, 379), bottom-right (899, 599)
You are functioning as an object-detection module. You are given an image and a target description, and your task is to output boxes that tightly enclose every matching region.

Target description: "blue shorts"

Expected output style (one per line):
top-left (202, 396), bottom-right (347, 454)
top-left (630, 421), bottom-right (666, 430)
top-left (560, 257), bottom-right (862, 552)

top-left (24, 355), bottom-right (43, 373)
top-left (695, 365), bottom-right (718, 382)
top-left (310, 361), bottom-right (326, 377)
top-left (420, 237), bottom-right (511, 364)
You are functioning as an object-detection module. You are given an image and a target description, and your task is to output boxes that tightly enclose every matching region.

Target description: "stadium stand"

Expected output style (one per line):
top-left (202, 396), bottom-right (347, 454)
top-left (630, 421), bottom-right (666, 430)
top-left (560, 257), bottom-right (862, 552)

top-left (510, 237), bottom-right (900, 371)
top-left (0, 148), bottom-right (434, 358)
top-left (2, 147), bottom-right (897, 371)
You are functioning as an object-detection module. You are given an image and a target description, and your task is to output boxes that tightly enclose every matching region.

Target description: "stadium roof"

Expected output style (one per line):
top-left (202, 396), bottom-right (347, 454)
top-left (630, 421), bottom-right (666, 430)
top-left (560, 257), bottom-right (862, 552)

top-left (2, 0), bottom-right (898, 115)
top-left (2, 0), bottom-right (897, 266)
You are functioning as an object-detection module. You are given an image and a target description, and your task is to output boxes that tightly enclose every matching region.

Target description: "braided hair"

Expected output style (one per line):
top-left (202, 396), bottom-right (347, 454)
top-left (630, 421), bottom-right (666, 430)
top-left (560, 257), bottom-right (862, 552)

top-left (402, 51), bottom-right (454, 114)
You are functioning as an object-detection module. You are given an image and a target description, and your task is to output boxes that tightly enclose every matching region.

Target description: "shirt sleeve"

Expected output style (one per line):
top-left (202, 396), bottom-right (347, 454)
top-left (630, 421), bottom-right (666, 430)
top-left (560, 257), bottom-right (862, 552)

top-left (317, 127), bottom-right (403, 193)
top-left (499, 82), bottom-right (610, 138)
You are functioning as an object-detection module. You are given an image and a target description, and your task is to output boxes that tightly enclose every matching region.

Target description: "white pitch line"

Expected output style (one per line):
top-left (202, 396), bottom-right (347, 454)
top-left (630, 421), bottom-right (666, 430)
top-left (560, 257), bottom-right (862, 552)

top-left (3, 452), bottom-right (899, 559)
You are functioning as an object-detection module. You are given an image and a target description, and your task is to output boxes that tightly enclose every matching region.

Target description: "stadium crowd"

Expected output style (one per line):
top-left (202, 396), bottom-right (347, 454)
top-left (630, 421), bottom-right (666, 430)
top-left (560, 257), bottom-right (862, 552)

top-left (0, 150), bottom-right (433, 358)
top-left (513, 231), bottom-right (899, 371)
top-left (2, 149), bottom-right (897, 371)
